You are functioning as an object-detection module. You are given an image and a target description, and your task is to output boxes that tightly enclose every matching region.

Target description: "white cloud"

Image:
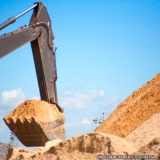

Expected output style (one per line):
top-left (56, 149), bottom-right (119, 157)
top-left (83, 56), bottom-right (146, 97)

top-left (0, 88), bottom-right (25, 109)
top-left (59, 89), bottom-right (104, 109)
top-left (81, 118), bottom-right (92, 125)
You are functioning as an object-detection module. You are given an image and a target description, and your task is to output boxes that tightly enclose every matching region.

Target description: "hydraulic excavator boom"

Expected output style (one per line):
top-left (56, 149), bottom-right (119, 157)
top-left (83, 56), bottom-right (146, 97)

top-left (0, 2), bottom-right (65, 146)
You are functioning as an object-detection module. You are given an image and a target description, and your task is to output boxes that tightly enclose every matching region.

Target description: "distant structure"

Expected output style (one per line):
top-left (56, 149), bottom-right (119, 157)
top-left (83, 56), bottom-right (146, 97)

top-left (93, 112), bottom-right (105, 124)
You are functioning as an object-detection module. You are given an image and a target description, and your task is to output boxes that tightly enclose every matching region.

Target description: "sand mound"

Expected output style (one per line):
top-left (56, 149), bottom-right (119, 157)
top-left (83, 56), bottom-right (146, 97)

top-left (132, 138), bottom-right (160, 158)
top-left (6, 132), bottom-right (137, 160)
top-left (125, 112), bottom-right (160, 149)
top-left (94, 72), bottom-right (160, 138)
top-left (46, 132), bottom-right (136, 155)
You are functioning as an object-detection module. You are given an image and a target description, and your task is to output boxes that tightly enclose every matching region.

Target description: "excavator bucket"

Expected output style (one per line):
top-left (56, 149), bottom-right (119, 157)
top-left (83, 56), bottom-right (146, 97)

top-left (3, 100), bottom-right (65, 147)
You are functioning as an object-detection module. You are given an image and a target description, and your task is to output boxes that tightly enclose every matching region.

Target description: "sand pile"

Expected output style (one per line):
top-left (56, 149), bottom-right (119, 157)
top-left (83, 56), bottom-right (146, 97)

top-left (132, 138), bottom-right (160, 158)
top-left (125, 112), bottom-right (160, 149)
top-left (3, 100), bottom-right (65, 146)
top-left (94, 72), bottom-right (160, 138)
top-left (4, 100), bottom-right (64, 123)
top-left (6, 132), bottom-right (137, 160)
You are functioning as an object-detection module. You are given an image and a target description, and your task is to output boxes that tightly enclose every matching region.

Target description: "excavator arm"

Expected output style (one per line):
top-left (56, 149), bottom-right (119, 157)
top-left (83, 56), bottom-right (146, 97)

top-left (0, 26), bottom-right (40, 57)
top-left (0, 2), bottom-right (63, 112)
top-left (0, 2), bottom-right (65, 146)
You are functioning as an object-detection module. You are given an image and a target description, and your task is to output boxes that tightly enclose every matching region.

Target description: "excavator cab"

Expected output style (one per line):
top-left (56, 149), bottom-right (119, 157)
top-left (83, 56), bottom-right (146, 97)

top-left (0, 2), bottom-right (65, 146)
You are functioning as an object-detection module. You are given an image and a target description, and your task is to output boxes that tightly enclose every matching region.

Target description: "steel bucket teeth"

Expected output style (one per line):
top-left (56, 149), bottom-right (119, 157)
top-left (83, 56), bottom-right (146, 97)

top-left (3, 116), bottom-right (65, 147)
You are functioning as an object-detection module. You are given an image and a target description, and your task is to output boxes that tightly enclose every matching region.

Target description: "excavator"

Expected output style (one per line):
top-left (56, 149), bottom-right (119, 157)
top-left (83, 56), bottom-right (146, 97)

top-left (0, 2), bottom-right (65, 146)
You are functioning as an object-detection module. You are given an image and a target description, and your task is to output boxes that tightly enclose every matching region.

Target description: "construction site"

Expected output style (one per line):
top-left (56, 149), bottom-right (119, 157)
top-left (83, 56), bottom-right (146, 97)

top-left (1, 71), bottom-right (160, 160)
top-left (0, 1), bottom-right (160, 160)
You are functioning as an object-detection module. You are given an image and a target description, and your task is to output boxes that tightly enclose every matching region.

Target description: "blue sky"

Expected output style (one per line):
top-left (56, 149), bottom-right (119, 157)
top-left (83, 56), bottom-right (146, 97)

top-left (0, 0), bottom-right (160, 148)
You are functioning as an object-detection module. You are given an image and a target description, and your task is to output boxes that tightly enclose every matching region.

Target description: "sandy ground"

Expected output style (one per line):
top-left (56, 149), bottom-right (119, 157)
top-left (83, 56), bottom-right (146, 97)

top-left (6, 132), bottom-right (137, 160)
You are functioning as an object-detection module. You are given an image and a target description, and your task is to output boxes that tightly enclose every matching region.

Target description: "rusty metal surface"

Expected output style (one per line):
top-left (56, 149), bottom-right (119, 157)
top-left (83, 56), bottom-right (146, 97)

top-left (0, 26), bottom-right (40, 58)
top-left (30, 2), bottom-right (59, 105)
